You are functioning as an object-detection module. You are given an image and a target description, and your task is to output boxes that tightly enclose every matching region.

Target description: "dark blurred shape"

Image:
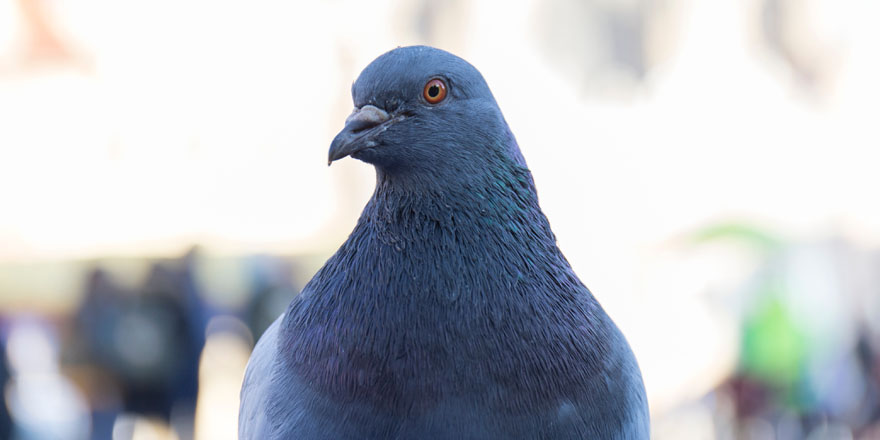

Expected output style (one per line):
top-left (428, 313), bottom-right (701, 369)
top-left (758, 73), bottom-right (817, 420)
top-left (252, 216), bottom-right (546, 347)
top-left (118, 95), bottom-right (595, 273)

top-left (0, 325), bottom-right (12, 440)
top-left (72, 269), bottom-right (125, 440)
top-left (118, 261), bottom-right (205, 427)
top-left (856, 328), bottom-right (880, 433)
top-left (722, 375), bottom-right (774, 422)
top-left (73, 253), bottom-right (208, 439)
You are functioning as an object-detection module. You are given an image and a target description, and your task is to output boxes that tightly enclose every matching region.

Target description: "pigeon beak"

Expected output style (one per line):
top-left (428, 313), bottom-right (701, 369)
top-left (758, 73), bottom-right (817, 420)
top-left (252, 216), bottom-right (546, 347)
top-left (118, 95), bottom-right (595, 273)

top-left (328, 105), bottom-right (391, 165)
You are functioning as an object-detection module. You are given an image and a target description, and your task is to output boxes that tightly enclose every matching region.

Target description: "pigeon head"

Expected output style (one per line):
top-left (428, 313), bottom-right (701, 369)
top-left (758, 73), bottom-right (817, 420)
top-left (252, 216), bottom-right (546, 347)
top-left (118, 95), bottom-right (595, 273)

top-left (328, 46), bottom-right (526, 187)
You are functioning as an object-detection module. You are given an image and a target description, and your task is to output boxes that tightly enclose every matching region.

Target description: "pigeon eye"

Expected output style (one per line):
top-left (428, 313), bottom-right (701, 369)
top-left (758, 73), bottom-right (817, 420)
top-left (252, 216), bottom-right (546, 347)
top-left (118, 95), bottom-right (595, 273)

top-left (423, 79), bottom-right (447, 104)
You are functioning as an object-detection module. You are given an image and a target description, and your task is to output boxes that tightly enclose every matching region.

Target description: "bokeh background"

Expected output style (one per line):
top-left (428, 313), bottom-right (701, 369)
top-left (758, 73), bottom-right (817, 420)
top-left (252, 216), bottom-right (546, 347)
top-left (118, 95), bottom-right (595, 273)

top-left (1, 0), bottom-right (879, 439)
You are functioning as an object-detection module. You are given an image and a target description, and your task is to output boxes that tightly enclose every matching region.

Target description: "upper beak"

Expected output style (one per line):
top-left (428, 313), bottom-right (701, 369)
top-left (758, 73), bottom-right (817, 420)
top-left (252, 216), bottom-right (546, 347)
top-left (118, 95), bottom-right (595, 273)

top-left (328, 105), bottom-right (391, 165)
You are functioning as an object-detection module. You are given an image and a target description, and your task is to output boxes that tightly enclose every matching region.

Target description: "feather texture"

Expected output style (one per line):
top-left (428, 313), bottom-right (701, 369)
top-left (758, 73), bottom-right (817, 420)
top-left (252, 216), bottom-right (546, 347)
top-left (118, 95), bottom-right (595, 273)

top-left (239, 46), bottom-right (649, 439)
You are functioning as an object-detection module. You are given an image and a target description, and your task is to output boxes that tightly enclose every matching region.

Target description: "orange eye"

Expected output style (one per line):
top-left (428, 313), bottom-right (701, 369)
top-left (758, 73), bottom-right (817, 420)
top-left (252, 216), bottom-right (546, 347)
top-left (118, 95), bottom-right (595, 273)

top-left (423, 78), bottom-right (447, 104)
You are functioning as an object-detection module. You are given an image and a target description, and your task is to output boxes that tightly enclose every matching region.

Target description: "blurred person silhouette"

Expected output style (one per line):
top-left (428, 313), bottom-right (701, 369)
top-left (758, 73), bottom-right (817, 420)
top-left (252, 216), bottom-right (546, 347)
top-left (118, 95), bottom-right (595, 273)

top-left (72, 269), bottom-right (126, 439)
top-left (117, 257), bottom-right (206, 437)
top-left (73, 253), bottom-right (208, 439)
top-left (855, 327), bottom-right (880, 436)
top-left (0, 323), bottom-right (12, 440)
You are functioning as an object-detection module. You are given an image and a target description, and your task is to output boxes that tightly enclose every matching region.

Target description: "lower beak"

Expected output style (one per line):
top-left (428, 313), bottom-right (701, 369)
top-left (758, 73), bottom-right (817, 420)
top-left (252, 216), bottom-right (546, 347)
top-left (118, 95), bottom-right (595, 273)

top-left (328, 105), bottom-right (390, 165)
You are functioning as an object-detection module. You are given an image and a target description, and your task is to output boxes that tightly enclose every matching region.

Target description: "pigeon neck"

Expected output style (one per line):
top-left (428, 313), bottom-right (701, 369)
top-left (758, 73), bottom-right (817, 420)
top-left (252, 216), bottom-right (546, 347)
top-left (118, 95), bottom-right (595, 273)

top-left (364, 163), bottom-right (556, 247)
top-left (286, 161), bottom-right (575, 321)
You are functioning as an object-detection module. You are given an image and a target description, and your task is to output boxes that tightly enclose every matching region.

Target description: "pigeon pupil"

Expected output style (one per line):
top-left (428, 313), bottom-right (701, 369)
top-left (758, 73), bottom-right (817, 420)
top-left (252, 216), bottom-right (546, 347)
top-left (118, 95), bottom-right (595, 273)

top-left (423, 79), bottom-right (447, 103)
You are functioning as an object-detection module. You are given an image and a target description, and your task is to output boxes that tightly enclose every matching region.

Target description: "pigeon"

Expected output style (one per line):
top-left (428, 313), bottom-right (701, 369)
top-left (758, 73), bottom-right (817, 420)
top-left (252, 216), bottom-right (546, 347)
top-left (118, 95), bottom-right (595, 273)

top-left (239, 46), bottom-right (649, 439)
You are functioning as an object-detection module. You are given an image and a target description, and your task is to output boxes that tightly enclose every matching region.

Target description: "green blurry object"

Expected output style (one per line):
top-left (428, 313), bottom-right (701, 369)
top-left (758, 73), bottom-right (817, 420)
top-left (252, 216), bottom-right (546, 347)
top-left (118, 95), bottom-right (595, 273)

top-left (741, 293), bottom-right (806, 387)
top-left (693, 222), bottom-right (815, 408)
top-left (692, 222), bottom-right (783, 252)
top-left (691, 222), bottom-right (804, 385)
top-left (740, 289), bottom-right (819, 411)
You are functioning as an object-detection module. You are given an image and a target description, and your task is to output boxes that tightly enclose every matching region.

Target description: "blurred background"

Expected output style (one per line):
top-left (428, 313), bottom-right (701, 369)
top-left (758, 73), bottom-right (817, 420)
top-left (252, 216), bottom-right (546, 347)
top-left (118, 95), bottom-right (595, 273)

top-left (0, 0), bottom-right (878, 439)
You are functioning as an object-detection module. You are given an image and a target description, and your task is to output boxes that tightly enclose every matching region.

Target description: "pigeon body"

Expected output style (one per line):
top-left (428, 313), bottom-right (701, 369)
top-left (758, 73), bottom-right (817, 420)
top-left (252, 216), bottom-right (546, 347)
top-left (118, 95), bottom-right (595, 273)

top-left (239, 46), bottom-right (649, 439)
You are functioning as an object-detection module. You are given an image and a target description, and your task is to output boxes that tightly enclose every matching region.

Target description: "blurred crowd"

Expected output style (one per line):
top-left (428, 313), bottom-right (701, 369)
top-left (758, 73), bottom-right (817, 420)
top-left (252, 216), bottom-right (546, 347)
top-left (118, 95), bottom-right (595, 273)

top-left (653, 226), bottom-right (880, 439)
top-left (0, 250), bottom-right (302, 440)
top-left (0, 233), bottom-right (878, 439)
